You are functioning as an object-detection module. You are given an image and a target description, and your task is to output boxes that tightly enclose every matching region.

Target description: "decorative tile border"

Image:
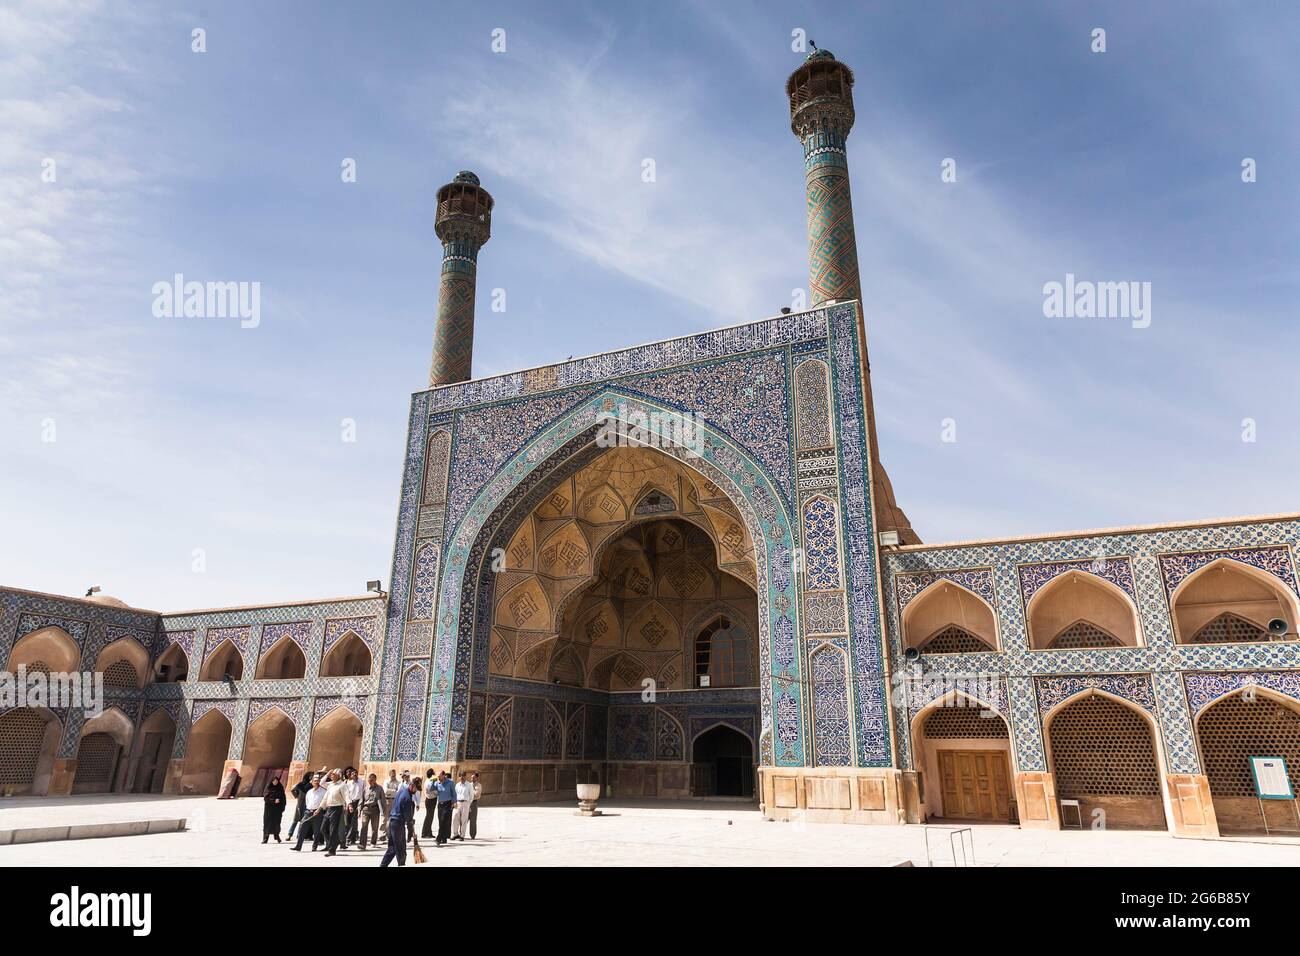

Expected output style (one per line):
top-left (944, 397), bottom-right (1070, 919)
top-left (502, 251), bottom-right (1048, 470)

top-left (1034, 673), bottom-right (1156, 717)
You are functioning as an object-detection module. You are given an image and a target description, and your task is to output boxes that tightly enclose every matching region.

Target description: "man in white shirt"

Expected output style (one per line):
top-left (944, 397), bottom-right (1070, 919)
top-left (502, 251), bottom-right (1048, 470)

top-left (420, 769), bottom-right (438, 840)
top-left (291, 774), bottom-right (327, 852)
top-left (468, 771), bottom-right (482, 840)
top-left (452, 771), bottom-right (475, 841)
top-left (321, 768), bottom-right (350, 856)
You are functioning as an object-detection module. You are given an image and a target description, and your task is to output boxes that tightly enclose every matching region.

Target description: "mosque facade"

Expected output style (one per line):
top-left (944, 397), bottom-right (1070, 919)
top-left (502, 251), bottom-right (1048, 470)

top-left (3, 51), bottom-right (1298, 839)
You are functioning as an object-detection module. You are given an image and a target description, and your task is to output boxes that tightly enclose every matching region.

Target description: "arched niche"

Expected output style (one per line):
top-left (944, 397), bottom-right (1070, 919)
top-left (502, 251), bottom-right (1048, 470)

top-left (1027, 571), bottom-right (1140, 650)
top-left (199, 640), bottom-right (244, 682)
top-left (1044, 689), bottom-right (1167, 830)
top-left (255, 636), bottom-right (307, 680)
top-left (308, 706), bottom-right (363, 771)
top-left (241, 708), bottom-right (296, 793)
top-left (6, 626), bottom-right (81, 673)
top-left (73, 706), bottom-right (135, 794)
top-left (1172, 558), bottom-right (1299, 645)
top-left (181, 709), bottom-right (232, 795)
top-left (95, 637), bottom-right (149, 689)
top-left (1195, 687), bottom-right (1300, 834)
top-left (154, 643), bottom-right (189, 683)
top-left (901, 580), bottom-right (998, 654)
top-left (320, 632), bottom-right (372, 677)
top-left (0, 707), bottom-right (63, 795)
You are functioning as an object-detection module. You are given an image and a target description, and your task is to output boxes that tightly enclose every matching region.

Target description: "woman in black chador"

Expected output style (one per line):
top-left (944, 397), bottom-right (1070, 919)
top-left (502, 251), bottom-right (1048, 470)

top-left (262, 776), bottom-right (287, 843)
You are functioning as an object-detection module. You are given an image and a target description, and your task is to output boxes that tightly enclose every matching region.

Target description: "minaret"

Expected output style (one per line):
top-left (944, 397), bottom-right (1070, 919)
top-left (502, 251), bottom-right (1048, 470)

top-left (786, 49), bottom-right (919, 544)
top-left (429, 171), bottom-right (493, 387)
top-left (786, 48), bottom-right (861, 305)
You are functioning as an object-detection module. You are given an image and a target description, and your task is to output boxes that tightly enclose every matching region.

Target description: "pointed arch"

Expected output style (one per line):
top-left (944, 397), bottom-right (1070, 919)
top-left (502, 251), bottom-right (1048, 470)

top-left (900, 578), bottom-right (999, 653)
top-left (1043, 688), bottom-right (1168, 830)
top-left (0, 707), bottom-right (63, 795)
top-left (908, 690), bottom-right (1013, 822)
top-left (320, 630), bottom-right (372, 677)
top-left (1170, 556), bottom-right (1299, 645)
top-left (154, 642), bottom-right (189, 683)
top-left (1026, 569), bottom-right (1141, 649)
top-left (181, 709), bottom-right (232, 795)
top-left (415, 389), bottom-right (802, 767)
top-left (255, 634), bottom-right (306, 679)
top-left (308, 705), bottom-right (363, 771)
top-left (94, 636), bottom-right (149, 689)
top-left (794, 357), bottom-right (833, 451)
top-left (199, 639), bottom-right (244, 681)
top-left (6, 626), bottom-right (80, 673)
top-left (1194, 686), bottom-right (1300, 833)
top-left (73, 706), bottom-right (134, 794)
top-left (809, 644), bottom-right (851, 766)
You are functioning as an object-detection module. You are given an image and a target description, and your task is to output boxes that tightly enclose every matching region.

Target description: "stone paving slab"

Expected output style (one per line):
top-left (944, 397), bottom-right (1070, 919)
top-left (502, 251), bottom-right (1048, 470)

top-left (2, 795), bottom-right (1300, 867)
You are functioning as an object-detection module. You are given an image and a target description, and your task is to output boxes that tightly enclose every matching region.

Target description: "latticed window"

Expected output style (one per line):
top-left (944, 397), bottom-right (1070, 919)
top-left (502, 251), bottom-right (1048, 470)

top-left (102, 659), bottom-right (138, 688)
top-left (1191, 613), bottom-right (1271, 645)
top-left (695, 617), bottom-right (752, 687)
top-left (0, 709), bottom-right (52, 786)
top-left (74, 732), bottom-right (120, 786)
top-left (919, 625), bottom-right (993, 655)
top-left (1049, 695), bottom-right (1160, 796)
top-left (1049, 620), bottom-right (1123, 649)
top-left (923, 706), bottom-right (1008, 739)
top-left (1199, 694), bottom-right (1300, 797)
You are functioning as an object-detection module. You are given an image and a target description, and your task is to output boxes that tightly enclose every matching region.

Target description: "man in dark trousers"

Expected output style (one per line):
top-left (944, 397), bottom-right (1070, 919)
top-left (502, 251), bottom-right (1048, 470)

top-left (381, 777), bottom-right (418, 867)
top-left (420, 769), bottom-right (437, 840)
top-left (433, 769), bottom-right (457, 846)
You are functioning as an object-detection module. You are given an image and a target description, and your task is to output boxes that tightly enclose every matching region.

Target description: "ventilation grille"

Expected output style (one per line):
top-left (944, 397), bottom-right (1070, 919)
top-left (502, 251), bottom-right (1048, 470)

top-left (1199, 695), bottom-right (1300, 797)
top-left (1192, 613), bottom-right (1270, 645)
top-left (102, 660), bottom-right (137, 688)
top-left (924, 706), bottom-right (1009, 739)
top-left (920, 625), bottom-right (992, 655)
top-left (1049, 695), bottom-right (1159, 796)
top-left (1049, 621), bottom-right (1123, 649)
top-left (0, 709), bottom-right (51, 785)
top-left (74, 732), bottom-right (119, 785)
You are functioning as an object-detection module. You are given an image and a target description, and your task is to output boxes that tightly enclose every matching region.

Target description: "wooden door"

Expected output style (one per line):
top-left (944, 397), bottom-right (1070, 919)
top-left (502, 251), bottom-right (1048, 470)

top-left (938, 750), bottom-right (1011, 820)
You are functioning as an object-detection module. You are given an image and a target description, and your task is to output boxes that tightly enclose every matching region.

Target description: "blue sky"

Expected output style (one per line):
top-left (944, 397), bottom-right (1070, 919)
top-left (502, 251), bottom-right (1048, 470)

top-left (2, 0), bottom-right (1296, 610)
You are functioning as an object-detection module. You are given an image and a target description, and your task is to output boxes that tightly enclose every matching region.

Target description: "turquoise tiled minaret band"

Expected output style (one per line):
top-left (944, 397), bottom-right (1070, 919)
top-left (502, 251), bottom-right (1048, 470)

top-left (430, 171), bottom-right (493, 387)
top-left (787, 50), bottom-right (860, 307)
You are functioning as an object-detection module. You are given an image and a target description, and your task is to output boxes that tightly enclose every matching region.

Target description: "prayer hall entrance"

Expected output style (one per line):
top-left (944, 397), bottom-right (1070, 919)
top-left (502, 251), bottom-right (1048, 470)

top-left (935, 750), bottom-right (1012, 821)
top-left (692, 725), bottom-right (754, 798)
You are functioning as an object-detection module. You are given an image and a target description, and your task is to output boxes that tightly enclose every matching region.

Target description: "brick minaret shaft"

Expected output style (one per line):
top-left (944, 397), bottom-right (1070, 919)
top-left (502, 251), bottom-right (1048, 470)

top-left (429, 171), bottom-right (493, 387)
top-left (787, 50), bottom-right (919, 544)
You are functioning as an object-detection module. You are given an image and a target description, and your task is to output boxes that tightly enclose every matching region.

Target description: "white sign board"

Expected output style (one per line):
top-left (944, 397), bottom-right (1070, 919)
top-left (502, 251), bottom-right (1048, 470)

top-left (1249, 756), bottom-right (1294, 799)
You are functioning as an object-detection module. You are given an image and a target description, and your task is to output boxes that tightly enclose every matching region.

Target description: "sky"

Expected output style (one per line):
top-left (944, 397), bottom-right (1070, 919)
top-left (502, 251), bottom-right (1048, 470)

top-left (2, 0), bottom-right (1297, 611)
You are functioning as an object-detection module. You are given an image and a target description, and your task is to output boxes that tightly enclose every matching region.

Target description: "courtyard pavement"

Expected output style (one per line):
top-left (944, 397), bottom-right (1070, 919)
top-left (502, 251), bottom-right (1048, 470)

top-left (2, 794), bottom-right (1300, 866)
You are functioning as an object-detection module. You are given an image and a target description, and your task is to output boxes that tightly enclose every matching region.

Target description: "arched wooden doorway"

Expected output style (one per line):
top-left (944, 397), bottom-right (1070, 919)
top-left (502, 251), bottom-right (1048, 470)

top-left (911, 694), bottom-right (1013, 822)
top-left (134, 709), bottom-right (177, 793)
top-left (691, 725), bottom-right (754, 798)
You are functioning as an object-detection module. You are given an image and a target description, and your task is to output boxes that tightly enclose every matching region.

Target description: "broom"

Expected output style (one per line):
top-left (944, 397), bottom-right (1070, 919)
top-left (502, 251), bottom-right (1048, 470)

top-left (412, 835), bottom-right (427, 865)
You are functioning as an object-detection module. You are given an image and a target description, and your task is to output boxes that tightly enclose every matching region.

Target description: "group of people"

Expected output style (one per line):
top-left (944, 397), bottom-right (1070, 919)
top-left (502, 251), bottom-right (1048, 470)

top-left (259, 766), bottom-right (482, 866)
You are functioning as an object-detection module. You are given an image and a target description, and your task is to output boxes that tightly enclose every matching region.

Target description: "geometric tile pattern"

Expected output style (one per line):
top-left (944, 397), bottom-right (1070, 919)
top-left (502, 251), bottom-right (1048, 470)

top-left (895, 568), bottom-right (996, 614)
top-left (1034, 674), bottom-right (1157, 718)
top-left (1018, 556), bottom-right (1137, 607)
top-left (802, 495), bottom-right (843, 591)
top-left (1158, 545), bottom-right (1299, 599)
top-left (884, 518), bottom-right (1300, 777)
